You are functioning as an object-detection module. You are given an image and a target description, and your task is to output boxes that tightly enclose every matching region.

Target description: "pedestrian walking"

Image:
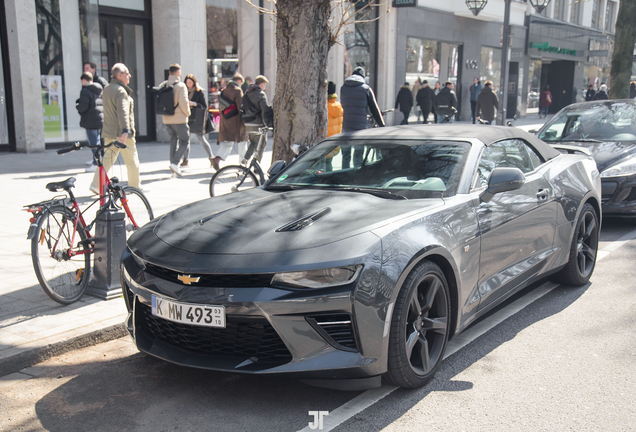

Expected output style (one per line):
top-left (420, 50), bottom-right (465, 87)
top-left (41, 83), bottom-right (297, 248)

top-left (475, 80), bottom-right (498, 124)
top-left (469, 77), bottom-right (482, 124)
top-left (539, 85), bottom-right (552, 118)
top-left (340, 67), bottom-right (384, 168)
top-left (326, 81), bottom-right (343, 171)
top-left (593, 84), bottom-right (608, 100)
top-left (395, 82), bottom-right (413, 125)
top-left (416, 80), bottom-right (435, 124)
top-left (183, 74), bottom-right (217, 169)
top-left (432, 81), bottom-right (441, 123)
top-left (435, 81), bottom-right (458, 123)
top-left (89, 63), bottom-right (141, 194)
top-left (83, 61), bottom-right (108, 89)
top-left (159, 63), bottom-right (191, 176)
top-left (585, 84), bottom-right (596, 102)
top-left (76, 71), bottom-right (103, 173)
top-left (213, 73), bottom-right (249, 170)
top-left (241, 75), bottom-right (274, 162)
top-left (412, 77), bottom-right (422, 122)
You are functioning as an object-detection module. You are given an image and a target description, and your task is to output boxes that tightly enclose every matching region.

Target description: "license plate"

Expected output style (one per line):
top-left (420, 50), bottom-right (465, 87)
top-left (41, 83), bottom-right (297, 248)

top-left (151, 295), bottom-right (226, 328)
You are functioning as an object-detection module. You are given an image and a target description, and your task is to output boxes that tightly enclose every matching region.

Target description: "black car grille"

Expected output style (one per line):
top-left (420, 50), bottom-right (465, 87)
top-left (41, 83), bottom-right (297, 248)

top-left (143, 263), bottom-right (273, 287)
top-left (136, 301), bottom-right (292, 364)
top-left (307, 314), bottom-right (358, 352)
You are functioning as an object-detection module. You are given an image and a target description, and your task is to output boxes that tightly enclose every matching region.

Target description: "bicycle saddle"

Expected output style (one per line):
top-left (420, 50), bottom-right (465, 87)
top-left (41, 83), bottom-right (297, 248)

top-left (46, 177), bottom-right (76, 192)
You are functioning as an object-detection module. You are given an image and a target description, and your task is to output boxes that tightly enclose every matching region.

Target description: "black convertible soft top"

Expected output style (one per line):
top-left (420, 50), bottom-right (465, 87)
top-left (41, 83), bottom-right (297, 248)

top-left (334, 124), bottom-right (562, 161)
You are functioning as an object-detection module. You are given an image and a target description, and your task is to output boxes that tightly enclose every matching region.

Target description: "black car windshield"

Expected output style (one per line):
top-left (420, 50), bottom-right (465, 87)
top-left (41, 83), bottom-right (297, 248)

top-left (267, 139), bottom-right (471, 199)
top-left (539, 101), bottom-right (636, 142)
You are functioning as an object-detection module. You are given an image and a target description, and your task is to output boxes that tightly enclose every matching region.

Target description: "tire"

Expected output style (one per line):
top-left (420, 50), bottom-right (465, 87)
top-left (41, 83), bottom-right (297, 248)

top-left (31, 206), bottom-right (90, 305)
top-left (384, 260), bottom-right (451, 388)
top-left (120, 186), bottom-right (154, 236)
top-left (550, 203), bottom-right (599, 286)
top-left (209, 165), bottom-right (259, 197)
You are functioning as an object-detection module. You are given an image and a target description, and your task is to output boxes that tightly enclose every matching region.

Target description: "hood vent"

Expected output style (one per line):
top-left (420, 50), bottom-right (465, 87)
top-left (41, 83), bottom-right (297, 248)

top-left (275, 207), bottom-right (332, 232)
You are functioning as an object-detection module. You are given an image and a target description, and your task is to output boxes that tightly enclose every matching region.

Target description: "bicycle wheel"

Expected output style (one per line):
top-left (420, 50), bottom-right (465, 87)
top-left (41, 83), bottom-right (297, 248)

top-left (120, 186), bottom-right (154, 235)
top-left (31, 206), bottom-right (90, 305)
top-left (209, 165), bottom-right (259, 197)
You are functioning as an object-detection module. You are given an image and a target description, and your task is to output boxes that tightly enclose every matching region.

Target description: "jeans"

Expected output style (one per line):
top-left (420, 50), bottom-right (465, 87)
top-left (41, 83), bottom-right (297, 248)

top-left (437, 114), bottom-right (454, 124)
top-left (183, 133), bottom-right (214, 160)
top-left (470, 101), bottom-right (477, 124)
top-left (85, 128), bottom-right (101, 165)
top-left (166, 124), bottom-right (190, 165)
top-left (400, 110), bottom-right (409, 125)
top-left (540, 106), bottom-right (549, 117)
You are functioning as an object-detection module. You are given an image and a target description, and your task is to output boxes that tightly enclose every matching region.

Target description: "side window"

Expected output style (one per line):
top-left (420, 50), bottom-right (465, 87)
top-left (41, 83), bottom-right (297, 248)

top-left (473, 139), bottom-right (543, 189)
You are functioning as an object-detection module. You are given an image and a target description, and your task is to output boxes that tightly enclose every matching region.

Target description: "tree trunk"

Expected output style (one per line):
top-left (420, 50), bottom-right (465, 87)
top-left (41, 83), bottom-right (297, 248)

top-left (273, 0), bottom-right (332, 163)
top-left (609, 0), bottom-right (636, 99)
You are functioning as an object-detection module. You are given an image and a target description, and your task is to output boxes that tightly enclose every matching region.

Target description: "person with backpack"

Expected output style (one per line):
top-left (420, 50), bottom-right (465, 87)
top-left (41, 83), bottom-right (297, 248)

top-left (211, 73), bottom-right (248, 170)
top-left (76, 71), bottom-right (103, 173)
top-left (158, 63), bottom-right (191, 176)
top-left (395, 81), bottom-right (413, 125)
top-left (241, 75), bottom-right (274, 162)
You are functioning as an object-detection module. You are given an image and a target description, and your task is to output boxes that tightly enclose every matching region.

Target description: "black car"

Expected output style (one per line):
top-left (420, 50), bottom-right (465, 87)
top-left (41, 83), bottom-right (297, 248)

top-left (537, 99), bottom-right (636, 217)
top-left (121, 125), bottom-right (601, 389)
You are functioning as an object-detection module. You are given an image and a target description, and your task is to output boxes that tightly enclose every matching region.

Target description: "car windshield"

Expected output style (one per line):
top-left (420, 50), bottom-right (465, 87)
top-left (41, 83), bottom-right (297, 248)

top-left (538, 102), bottom-right (636, 142)
top-left (267, 139), bottom-right (471, 199)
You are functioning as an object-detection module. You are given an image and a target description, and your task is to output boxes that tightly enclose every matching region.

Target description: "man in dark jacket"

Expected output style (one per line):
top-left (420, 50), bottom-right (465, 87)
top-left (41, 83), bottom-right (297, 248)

top-left (475, 80), bottom-right (498, 124)
top-left (76, 71), bottom-right (103, 172)
top-left (83, 62), bottom-right (108, 89)
top-left (340, 67), bottom-right (384, 167)
top-left (469, 77), bottom-right (482, 124)
top-left (241, 75), bottom-right (273, 162)
top-left (585, 84), bottom-right (596, 101)
top-left (593, 84), bottom-right (608, 100)
top-left (395, 82), bottom-right (413, 125)
top-left (416, 80), bottom-right (435, 124)
top-left (435, 81), bottom-right (458, 123)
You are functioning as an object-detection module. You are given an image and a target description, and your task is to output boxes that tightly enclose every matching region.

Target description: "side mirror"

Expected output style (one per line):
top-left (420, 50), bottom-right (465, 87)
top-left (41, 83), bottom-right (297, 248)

top-left (479, 167), bottom-right (525, 203)
top-left (528, 129), bottom-right (538, 134)
top-left (268, 160), bottom-right (287, 177)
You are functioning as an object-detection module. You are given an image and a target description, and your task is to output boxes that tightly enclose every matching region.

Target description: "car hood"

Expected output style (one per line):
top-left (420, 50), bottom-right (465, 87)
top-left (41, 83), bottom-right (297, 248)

top-left (146, 188), bottom-right (444, 255)
top-left (556, 140), bottom-right (636, 171)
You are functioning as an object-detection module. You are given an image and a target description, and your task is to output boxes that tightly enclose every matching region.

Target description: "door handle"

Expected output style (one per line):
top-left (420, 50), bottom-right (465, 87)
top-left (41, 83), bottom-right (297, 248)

top-left (536, 189), bottom-right (549, 200)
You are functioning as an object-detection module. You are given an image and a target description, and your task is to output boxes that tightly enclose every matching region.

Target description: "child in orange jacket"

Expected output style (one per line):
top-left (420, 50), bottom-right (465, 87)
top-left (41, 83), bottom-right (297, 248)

top-left (326, 82), bottom-right (343, 171)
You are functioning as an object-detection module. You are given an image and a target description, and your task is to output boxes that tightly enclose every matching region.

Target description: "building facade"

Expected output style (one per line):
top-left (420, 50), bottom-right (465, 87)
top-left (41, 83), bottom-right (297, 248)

top-left (0, 0), bottom-right (627, 152)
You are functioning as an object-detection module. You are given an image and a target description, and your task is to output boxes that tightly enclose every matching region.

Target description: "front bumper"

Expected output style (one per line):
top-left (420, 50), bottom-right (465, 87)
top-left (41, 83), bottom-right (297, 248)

top-left (120, 248), bottom-right (389, 379)
top-left (600, 175), bottom-right (636, 217)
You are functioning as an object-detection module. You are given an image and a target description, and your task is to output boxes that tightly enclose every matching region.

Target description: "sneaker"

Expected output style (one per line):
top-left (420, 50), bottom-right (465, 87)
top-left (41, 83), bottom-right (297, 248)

top-left (89, 185), bottom-right (100, 195)
top-left (180, 159), bottom-right (189, 167)
top-left (169, 163), bottom-right (183, 177)
top-left (210, 156), bottom-right (221, 171)
top-left (85, 164), bottom-right (97, 173)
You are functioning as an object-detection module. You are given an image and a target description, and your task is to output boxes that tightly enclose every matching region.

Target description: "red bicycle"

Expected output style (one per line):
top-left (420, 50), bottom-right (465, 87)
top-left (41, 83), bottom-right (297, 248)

top-left (25, 141), bottom-right (153, 304)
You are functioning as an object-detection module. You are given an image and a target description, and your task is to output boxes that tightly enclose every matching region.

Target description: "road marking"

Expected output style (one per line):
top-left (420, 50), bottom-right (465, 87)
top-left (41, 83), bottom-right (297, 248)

top-left (298, 232), bottom-right (636, 432)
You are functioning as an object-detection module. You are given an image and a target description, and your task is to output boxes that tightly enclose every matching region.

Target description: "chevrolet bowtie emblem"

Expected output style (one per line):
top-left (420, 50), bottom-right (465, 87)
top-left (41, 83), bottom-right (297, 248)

top-left (177, 274), bottom-right (200, 285)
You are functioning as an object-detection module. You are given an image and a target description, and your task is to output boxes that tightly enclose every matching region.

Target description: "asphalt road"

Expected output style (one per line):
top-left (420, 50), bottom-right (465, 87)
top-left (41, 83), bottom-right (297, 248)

top-left (1, 219), bottom-right (635, 432)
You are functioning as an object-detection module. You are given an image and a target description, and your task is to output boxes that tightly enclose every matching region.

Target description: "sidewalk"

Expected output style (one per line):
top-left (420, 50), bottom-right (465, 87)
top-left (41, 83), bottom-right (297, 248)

top-left (0, 116), bottom-right (548, 376)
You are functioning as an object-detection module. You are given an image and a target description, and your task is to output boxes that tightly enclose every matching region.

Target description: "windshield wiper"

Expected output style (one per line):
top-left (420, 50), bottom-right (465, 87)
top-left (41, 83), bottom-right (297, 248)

top-left (563, 138), bottom-right (603, 143)
top-left (265, 184), bottom-right (302, 191)
top-left (338, 187), bottom-right (407, 200)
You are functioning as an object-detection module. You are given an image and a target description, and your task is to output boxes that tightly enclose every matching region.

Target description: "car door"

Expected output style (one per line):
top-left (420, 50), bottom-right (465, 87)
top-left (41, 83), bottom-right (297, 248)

top-left (474, 139), bottom-right (557, 311)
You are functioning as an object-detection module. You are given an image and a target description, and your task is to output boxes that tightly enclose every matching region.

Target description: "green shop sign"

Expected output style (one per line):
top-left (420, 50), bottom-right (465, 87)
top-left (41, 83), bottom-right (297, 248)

top-left (530, 42), bottom-right (577, 57)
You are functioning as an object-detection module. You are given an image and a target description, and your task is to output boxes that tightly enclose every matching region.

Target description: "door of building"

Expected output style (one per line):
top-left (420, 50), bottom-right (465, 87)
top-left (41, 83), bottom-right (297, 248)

top-left (99, 15), bottom-right (154, 141)
top-left (541, 61), bottom-right (575, 114)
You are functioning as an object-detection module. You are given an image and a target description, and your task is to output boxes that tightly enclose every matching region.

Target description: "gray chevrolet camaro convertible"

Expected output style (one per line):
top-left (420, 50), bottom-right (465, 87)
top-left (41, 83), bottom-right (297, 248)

top-left (121, 125), bottom-right (601, 389)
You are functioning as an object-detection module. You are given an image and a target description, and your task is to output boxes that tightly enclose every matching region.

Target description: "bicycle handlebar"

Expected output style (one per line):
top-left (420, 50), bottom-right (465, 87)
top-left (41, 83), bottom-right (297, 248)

top-left (56, 140), bottom-right (127, 155)
top-left (57, 142), bottom-right (82, 155)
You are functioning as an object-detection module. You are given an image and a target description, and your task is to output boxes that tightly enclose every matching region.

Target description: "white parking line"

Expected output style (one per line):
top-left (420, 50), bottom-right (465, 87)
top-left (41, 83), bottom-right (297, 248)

top-left (296, 232), bottom-right (636, 432)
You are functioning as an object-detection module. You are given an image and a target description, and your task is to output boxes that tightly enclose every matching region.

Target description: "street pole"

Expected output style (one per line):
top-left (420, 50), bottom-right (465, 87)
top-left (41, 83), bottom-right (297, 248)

top-left (499, 0), bottom-right (511, 125)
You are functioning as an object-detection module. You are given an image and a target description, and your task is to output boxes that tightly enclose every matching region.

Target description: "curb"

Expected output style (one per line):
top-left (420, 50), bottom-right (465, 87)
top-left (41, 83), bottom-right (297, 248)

top-left (0, 323), bottom-right (128, 377)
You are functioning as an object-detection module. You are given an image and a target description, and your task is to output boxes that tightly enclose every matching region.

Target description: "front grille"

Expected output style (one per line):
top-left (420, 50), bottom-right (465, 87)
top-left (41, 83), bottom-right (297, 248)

top-left (307, 314), bottom-right (358, 352)
top-left (136, 301), bottom-right (292, 365)
top-left (143, 263), bottom-right (273, 287)
top-left (124, 281), bottom-right (134, 312)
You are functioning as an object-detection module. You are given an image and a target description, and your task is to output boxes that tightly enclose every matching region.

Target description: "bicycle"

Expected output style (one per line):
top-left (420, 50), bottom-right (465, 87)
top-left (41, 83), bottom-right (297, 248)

top-left (209, 126), bottom-right (273, 196)
top-left (367, 108), bottom-right (395, 128)
top-left (25, 140), bottom-right (154, 305)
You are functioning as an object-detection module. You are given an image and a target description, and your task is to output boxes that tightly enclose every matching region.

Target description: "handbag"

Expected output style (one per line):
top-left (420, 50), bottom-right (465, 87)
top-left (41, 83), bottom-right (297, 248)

top-left (188, 106), bottom-right (206, 134)
top-left (205, 111), bottom-right (215, 132)
top-left (546, 93), bottom-right (552, 104)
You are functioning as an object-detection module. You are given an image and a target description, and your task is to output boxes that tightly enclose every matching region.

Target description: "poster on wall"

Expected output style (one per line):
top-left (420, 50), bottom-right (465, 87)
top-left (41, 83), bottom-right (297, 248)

top-left (41, 75), bottom-right (65, 142)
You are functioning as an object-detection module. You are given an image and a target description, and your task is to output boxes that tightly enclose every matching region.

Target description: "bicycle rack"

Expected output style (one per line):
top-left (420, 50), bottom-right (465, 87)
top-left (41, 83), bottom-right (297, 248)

top-left (86, 207), bottom-right (126, 300)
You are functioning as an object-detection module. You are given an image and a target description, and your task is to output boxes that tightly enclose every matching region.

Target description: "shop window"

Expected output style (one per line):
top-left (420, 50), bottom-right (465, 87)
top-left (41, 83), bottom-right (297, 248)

top-left (406, 38), bottom-right (460, 88)
top-left (344, 1), bottom-right (378, 90)
top-left (480, 46), bottom-right (501, 91)
top-left (206, 0), bottom-right (239, 108)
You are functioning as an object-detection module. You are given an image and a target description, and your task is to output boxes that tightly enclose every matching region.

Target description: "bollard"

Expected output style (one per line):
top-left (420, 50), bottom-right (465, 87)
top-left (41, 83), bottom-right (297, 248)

top-left (86, 208), bottom-right (126, 300)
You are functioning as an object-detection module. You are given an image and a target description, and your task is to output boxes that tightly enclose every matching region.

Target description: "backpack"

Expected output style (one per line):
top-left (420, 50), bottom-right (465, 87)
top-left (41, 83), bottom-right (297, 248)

top-left (152, 83), bottom-right (177, 115)
top-left (217, 91), bottom-right (234, 112)
top-left (240, 92), bottom-right (260, 123)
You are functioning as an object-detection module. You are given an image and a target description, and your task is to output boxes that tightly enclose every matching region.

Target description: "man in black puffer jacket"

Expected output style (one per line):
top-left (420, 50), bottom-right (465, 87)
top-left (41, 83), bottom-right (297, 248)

top-left (76, 71), bottom-right (104, 172)
top-left (340, 67), bottom-right (384, 167)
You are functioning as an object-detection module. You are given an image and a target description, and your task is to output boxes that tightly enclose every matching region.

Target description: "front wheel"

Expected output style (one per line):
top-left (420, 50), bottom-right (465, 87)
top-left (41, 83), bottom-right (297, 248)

top-left (209, 165), bottom-right (259, 197)
top-left (384, 260), bottom-right (450, 388)
top-left (550, 203), bottom-right (599, 286)
top-left (31, 206), bottom-right (91, 305)
top-left (119, 186), bottom-right (154, 235)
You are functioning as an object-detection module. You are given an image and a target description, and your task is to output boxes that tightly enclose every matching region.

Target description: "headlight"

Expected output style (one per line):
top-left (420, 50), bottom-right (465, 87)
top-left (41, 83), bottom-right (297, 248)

top-left (600, 155), bottom-right (636, 178)
top-left (271, 265), bottom-right (362, 289)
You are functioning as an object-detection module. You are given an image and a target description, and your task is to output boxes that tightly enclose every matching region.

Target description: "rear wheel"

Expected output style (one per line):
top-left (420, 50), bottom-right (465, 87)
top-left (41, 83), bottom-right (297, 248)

top-left (209, 165), bottom-right (259, 197)
top-left (385, 260), bottom-right (450, 388)
top-left (120, 186), bottom-right (153, 235)
top-left (551, 203), bottom-right (598, 286)
top-left (31, 206), bottom-right (90, 305)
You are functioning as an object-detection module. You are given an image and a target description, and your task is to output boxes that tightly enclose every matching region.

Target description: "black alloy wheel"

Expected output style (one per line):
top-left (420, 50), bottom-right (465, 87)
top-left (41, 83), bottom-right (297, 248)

top-left (385, 260), bottom-right (450, 388)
